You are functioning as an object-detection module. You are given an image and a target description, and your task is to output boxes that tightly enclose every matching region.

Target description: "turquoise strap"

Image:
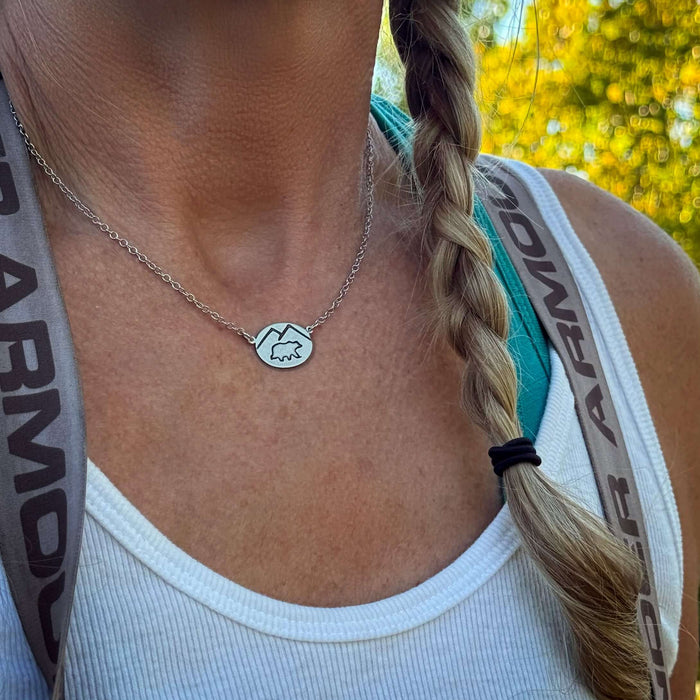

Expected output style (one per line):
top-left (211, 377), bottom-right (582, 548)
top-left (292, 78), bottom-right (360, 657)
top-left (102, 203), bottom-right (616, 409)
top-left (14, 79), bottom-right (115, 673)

top-left (369, 93), bottom-right (551, 440)
top-left (472, 199), bottom-right (551, 442)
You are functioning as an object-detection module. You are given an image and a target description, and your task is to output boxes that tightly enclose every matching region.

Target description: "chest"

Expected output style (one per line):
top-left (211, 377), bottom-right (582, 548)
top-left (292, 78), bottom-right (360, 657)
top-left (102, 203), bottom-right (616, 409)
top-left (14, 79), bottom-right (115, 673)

top-left (52, 235), bottom-right (503, 607)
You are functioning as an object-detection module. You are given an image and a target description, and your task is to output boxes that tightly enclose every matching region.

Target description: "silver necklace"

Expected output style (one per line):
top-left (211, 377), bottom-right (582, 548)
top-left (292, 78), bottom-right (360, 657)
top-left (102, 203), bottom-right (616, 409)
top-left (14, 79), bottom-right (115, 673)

top-left (8, 98), bottom-right (376, 370)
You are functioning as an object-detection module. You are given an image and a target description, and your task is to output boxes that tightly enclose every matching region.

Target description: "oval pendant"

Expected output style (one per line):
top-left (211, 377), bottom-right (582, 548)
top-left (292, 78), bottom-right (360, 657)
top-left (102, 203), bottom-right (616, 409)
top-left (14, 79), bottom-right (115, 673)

top-left (254, 322), bottom-right (313, 369)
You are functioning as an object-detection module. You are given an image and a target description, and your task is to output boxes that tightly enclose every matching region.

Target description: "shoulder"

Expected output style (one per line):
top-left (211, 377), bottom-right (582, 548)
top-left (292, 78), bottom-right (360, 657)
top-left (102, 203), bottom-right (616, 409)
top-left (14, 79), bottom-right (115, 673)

top-left (536, 168), bottom-right (700, 417)
top-left (538, 167), bottom-right (700, 696)
top-left (537, 167), bottom-right (698, 287)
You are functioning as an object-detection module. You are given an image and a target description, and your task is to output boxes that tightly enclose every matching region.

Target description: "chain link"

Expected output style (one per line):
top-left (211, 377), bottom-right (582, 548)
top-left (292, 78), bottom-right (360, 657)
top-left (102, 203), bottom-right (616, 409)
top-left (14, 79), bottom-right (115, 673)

top-left (8, 98), bottom-right (376, 345)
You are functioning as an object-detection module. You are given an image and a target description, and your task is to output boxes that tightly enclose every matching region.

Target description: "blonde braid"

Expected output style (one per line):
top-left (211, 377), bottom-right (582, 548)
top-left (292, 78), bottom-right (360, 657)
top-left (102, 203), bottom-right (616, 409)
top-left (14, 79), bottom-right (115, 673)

top-left (388, 1), bottom-right (652, 698)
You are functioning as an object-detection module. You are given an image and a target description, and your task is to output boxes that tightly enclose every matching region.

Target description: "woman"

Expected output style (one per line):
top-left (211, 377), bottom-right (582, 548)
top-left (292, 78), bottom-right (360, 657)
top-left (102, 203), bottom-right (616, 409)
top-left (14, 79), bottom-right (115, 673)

top-left (0, 0), bottom-right (697, 698)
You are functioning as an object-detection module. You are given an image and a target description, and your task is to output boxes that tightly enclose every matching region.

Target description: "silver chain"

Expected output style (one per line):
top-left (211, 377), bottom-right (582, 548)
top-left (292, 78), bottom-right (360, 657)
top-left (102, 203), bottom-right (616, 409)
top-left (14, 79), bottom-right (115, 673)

top-left (8, 98), bottom-right (376, 345)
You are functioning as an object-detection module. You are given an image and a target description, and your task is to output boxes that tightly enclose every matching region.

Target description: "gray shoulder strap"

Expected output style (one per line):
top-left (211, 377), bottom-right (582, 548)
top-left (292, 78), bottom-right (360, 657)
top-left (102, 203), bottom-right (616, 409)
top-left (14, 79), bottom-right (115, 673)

top-left (0, 77), bottom-right (86, 699)
top-left (476, 153), bottom-right (671, 700)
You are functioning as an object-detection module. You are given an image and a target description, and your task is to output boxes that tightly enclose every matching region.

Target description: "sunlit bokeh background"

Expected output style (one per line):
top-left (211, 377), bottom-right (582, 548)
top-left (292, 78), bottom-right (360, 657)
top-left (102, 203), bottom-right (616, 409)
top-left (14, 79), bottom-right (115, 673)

top-left (373, 1), bottom-right (699, 694)
top-left (372, 0), bottom-right (700, 268)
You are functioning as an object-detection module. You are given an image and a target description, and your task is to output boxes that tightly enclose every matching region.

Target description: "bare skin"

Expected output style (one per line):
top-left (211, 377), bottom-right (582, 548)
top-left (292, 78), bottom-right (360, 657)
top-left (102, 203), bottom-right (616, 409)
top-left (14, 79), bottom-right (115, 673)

top-left (0, 1), bottom-right (698, 697)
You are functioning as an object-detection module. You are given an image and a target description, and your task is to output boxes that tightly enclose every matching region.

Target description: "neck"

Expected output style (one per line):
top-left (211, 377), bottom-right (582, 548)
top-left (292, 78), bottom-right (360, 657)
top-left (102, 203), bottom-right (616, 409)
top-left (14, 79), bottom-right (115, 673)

top-left (0, 0), bottom-right (405, 317)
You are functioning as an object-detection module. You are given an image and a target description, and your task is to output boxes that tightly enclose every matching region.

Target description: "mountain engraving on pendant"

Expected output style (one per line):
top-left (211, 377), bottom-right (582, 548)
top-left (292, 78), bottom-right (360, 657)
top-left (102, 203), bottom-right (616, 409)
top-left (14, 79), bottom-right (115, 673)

top-left (254, 323), bottom-right (313, 369)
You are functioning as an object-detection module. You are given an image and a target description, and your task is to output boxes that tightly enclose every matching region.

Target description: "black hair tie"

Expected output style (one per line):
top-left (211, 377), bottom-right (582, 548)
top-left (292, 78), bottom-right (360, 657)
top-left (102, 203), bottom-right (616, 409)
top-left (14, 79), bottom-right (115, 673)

top-left (488, 437), bottom-right (542, 477)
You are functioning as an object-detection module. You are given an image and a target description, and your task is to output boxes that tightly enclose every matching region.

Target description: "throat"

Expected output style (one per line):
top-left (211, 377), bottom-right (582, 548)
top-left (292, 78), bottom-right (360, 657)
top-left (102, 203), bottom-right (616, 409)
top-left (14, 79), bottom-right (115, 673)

top-left (0, 0), bottom-right (387, 287)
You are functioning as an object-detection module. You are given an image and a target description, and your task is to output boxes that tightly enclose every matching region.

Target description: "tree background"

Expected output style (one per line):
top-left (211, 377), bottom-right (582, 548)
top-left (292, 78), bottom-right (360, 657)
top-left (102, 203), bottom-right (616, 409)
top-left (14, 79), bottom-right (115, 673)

top-left (372, 0), bottom-right (700, 267)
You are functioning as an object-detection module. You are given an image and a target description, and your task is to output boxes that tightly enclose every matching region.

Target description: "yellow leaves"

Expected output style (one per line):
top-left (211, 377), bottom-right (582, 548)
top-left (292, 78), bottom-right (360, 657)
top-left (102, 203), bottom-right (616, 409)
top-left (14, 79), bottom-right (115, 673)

top-left (600, 19), bottom-right (622, 41)
top-left (679, 60), bottom-right (700, 86)
top-left (661, 10), bottom-right (676, 27)
top-left (373, 0), bottom-right (700, 265)
top-left (613, 181), bottom-right (629, 197)
top-left (652, 83), bottom-right (669, 103)
top-left (590, 35), bottom-right (606, 52)
top-left (632, 1), bottom-right (650, 16)
top-left (607, 83), bottom-right (624, 103)
top-left (472, 0), bottom-right (700, 264)
top-left (495, 96), bottom-right (518, 116)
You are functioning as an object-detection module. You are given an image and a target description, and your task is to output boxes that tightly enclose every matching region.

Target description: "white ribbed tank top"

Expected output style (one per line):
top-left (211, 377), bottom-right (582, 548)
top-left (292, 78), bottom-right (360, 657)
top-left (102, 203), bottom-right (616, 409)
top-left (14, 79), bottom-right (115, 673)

top-left (0, 161), bottom-right (683, 700)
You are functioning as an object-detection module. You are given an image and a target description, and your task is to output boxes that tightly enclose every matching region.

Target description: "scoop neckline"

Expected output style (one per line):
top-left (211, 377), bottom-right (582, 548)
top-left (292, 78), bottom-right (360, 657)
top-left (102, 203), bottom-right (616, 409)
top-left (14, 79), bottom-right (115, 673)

top-left (85, 341), bottom-right (572, 643)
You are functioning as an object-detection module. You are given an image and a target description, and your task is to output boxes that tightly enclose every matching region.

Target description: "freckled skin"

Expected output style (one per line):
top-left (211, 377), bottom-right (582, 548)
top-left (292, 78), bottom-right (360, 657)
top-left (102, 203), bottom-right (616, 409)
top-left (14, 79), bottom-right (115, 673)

top-left (0, 2), bottom-right (696, 695)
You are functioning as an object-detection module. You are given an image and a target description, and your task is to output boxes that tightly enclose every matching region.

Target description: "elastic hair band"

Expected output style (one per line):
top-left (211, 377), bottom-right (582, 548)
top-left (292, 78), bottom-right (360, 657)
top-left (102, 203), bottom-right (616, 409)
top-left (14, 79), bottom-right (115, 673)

top-left (488, 437), bottom-right (542, 478)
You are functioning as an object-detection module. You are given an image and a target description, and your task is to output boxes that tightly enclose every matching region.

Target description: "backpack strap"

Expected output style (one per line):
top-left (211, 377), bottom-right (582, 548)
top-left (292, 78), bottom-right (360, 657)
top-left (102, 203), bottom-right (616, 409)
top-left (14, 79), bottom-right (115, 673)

top-left (0, 76), bottom-right (87, 699)
top-left (476, 153), bottom-right (671, 700)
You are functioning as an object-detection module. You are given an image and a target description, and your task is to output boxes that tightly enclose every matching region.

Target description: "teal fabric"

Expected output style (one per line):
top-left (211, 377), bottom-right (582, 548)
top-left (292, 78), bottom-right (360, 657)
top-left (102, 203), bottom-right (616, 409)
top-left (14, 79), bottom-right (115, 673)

top-left (369, 93), bottom-right (551, 443)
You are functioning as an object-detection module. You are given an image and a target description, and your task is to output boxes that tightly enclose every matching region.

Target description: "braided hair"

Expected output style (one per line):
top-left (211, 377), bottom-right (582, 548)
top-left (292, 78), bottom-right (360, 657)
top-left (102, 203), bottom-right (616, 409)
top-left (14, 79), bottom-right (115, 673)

top-left (388, 1), bottom-right (651, 697)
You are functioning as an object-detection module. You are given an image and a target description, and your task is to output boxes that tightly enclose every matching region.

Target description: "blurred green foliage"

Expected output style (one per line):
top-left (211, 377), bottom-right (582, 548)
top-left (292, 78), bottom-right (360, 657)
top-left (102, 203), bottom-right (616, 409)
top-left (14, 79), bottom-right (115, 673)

top-left (373, 0), bottom-right (700, 265)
